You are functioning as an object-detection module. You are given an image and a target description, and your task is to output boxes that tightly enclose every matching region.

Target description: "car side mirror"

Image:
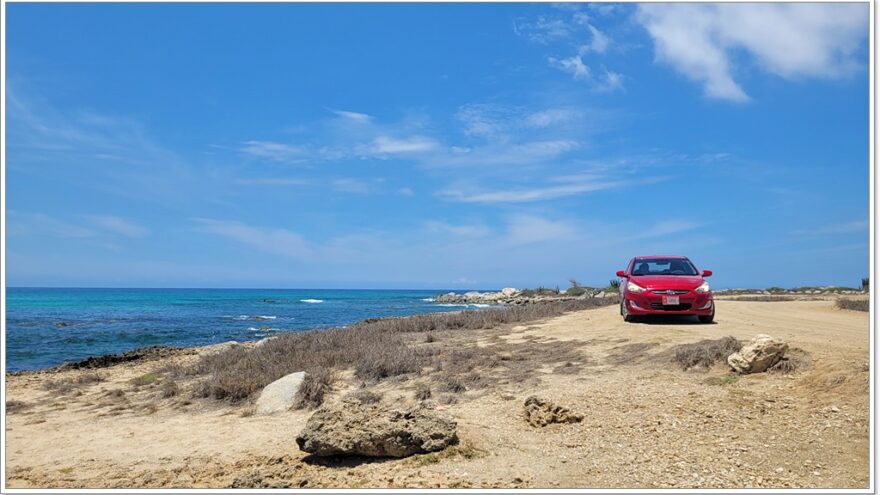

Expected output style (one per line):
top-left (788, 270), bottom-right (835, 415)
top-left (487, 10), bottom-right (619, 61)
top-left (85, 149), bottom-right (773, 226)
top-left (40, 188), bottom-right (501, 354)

top-left (616, 270), bottom-right (626, 277)
top-left (702, 270), bottom-right (713, 277)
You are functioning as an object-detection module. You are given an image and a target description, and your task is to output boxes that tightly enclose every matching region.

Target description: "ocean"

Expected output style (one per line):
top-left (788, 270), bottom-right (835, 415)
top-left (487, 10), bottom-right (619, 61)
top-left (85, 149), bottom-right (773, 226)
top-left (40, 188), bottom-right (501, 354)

top-left (4, 288), bottom-right (494, 372)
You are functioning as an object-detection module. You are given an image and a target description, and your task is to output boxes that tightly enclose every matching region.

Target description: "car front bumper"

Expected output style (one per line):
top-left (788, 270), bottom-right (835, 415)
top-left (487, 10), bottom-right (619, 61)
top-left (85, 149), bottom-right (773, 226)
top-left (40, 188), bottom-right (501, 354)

top-left (624, 291), bottom-right (714, 316)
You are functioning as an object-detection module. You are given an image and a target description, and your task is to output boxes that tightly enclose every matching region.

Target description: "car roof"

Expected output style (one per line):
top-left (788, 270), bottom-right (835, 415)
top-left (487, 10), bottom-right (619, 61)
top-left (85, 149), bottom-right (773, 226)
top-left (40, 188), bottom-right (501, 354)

top-left (634, 255), bottom-right (689, 260)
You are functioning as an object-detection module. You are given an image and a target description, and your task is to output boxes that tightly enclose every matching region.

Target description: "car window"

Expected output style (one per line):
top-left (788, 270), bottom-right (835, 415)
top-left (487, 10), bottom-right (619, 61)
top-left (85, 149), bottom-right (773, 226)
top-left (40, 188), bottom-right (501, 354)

top-left (632, 259), bottom-right (697, 276)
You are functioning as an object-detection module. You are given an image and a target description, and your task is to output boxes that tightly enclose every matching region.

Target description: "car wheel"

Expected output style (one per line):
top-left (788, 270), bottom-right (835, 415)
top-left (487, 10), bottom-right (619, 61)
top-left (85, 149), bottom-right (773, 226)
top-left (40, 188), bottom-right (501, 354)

top-left (698, 313), bottom-right (714, 324)
top-left (622, 300), bottom-right (635, 322)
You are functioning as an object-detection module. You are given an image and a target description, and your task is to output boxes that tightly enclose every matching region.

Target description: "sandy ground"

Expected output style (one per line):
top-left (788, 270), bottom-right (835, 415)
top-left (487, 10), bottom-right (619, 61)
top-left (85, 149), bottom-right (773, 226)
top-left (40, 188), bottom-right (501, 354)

top-left (4, 299), bottom-right (871, 489)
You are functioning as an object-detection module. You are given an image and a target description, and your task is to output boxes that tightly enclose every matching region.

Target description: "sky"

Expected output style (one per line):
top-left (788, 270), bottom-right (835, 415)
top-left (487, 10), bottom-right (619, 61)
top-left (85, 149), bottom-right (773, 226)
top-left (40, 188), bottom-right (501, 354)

top-left (5, 2), bottom-right (871, 290)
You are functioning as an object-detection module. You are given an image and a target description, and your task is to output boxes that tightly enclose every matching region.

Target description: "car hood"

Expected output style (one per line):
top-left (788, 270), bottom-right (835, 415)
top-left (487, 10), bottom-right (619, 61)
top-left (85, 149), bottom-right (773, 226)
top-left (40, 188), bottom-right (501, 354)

top-left (629, 275), bottom-right (704, 290)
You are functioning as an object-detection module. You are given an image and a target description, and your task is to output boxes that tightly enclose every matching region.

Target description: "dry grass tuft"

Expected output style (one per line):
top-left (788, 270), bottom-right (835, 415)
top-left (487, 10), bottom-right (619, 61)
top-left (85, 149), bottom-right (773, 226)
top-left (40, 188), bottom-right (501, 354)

top-left (345, 389), bottom-right (382, 405)
top-left (6, 400), bottom-right (32, 414)
top-left (43, 372), bottom-right (105, 394)
top-left (293, 370), bottom-right (337, 409)
top-left (670, 336), bottom-right (742, 371)
top-left (836, 298), bottom-right (869, 312)
top-left (768, 347), bottom-right (811, 374)
top-left (414, 383), bottom-right (432, 401)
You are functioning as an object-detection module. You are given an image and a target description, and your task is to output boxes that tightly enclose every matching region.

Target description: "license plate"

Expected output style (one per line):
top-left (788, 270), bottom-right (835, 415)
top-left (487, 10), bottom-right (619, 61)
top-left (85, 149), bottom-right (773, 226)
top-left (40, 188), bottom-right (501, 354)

top-left (662, 295), bottom-right (680, 305)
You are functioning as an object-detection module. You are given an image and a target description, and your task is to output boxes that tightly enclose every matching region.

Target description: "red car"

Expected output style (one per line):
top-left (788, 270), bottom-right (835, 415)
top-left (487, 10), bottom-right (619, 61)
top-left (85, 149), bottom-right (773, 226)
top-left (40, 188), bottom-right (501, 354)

top-left (616, 256), bottom-right (714, 323)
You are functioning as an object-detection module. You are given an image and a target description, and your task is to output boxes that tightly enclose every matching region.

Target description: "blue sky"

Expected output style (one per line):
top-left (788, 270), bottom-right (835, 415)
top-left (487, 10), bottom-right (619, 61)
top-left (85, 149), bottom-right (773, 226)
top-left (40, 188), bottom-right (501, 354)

top-left (6, 2), bottom-right (870, 289)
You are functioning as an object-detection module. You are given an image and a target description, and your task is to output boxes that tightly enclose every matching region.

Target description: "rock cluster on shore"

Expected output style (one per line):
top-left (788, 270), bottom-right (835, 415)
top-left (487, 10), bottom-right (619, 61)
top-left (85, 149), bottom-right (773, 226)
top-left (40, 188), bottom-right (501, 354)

top-left (435, 287), bottom-right (617, 306)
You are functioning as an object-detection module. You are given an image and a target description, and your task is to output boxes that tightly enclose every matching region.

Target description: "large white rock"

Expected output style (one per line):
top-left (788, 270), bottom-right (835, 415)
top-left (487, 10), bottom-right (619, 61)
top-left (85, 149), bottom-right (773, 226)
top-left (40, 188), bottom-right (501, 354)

top-left (197, 341), bottom-right (241, 357)
top-left (501, 287), bottom-right (519, 297)
top-left (727, 334), bottom-right (788, 374)
top-left (255, 371), bottom-right (307, 415)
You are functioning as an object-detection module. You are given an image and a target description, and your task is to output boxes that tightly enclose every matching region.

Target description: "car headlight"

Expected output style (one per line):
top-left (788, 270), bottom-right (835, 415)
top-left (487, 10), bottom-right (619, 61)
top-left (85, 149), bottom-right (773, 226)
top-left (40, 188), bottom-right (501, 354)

top-left (627, 281), bottom-right (647, 293)
top-left (695, 282), bottom-right (710, 293)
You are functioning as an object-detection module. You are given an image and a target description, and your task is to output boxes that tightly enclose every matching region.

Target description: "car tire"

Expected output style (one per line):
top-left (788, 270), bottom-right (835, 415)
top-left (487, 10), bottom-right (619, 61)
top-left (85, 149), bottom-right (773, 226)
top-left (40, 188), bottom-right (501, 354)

top-left (698, 313), bottom-right (714, 324)
top-left (621, 300), bottom-right (635, 322)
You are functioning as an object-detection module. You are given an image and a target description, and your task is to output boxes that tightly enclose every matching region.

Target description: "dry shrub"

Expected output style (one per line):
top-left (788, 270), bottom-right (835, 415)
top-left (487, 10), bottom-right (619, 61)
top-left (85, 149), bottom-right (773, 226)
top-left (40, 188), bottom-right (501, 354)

top-left (670, 336), bottom-right (742, 370)
top-left (731, 296), bottom-right (795, 302)
top-left (414, 383), bottom-right (432, 400)
top-left (43, 372), bottom-right (105, 394)
top-left (768, 347), bottom-right (811, 374)
top-left (160, 378), bottom-right (180, 398)
top-left (6, 400), bottom-right (32, 414)
top-left (293, 370), bottom-right (337, 409)
top-left (345, 389), bottom-right (382, 404)
top-left (194, 299), bottom-right (614, 402)
top-left (836, 298), bottom-right (869, 312)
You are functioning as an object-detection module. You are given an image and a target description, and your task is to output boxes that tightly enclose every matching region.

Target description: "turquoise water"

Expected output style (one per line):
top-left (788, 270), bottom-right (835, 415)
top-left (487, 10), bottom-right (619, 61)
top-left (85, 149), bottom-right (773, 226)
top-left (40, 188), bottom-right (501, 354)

top-left (5, 288), bottom-right (490, 371)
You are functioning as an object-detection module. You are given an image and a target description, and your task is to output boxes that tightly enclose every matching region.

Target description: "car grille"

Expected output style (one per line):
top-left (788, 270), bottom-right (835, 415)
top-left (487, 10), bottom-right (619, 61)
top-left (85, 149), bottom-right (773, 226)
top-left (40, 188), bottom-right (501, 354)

top-left (650, 303), bottom-right (692, 311)
top-left (651, 289), bottom-right (689, 295)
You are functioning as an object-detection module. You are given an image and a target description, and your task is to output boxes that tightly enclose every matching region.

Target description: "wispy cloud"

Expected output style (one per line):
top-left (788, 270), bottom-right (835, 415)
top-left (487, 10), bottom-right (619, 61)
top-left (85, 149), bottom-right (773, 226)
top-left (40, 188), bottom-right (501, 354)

top-left (240, 140), bottom-right (307, 162)
top-left (424, 220), bottom-right (491, 237)
top-left (233, 177), bottom-right (310, 186)
top-left (84, 215), bottom-right (150, 238)
top-left (332, 177), bottom-right (384, 194)
top-left (636, 3), bottom-right (868, 102)
top-left (438, 174), bottom-right (624, 204)
top-left (332, 109), bottom-right (373, 123)
top-left (549, 55), bottom-right (592, 81)
top-left (792, 219), bottom-right (868, 236)
top-left (194, 218), bottom-right (314, 260)
top-left (371, 135), bottom-right (437, 154)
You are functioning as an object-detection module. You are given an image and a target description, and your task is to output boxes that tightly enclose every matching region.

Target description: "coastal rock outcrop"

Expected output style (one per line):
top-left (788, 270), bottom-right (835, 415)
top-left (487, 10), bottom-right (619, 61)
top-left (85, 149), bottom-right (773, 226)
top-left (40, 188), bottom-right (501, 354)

top-left (255, 371), bottom-right (307, 415)
top-left (295, 399), bottom-right (458, 457)
top-left (727, 334), bottom-right (789, 374)
top-left (197, 341), bottom-right (241, 357)
top-left (523, 396), bottom-right (584, 427)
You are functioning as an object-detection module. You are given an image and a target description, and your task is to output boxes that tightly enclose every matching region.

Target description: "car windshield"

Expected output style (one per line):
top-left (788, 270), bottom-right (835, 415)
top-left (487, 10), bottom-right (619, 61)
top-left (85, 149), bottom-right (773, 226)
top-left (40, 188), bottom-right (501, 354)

top-left (631, 258), bottom-right (698, 276)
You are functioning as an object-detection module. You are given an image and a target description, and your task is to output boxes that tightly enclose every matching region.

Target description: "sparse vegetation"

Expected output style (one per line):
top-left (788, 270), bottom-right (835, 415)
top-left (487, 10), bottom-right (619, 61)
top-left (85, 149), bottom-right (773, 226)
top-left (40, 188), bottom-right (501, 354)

top-left (609, 279), bottom-right (620, 290)
top-left (131, 372), bottom-right (160, 386)
top-left (345, 389), bottom-right (382, 405)
top-left (192, 298), bottom-right (615, 403)
top-left (42, 372), bottom-right (104, 394)
top-left (836, 298), bottom-right (869, 312)
top-left (670, 337), bottom-right (742, 371)
top-left (5, 400), bottom-right (32, 414)
top-left (414, 383), bottom-right (432, 401)
top-left (730, 295), bottom-right (795, 302)
top-left (704, 375), bottom-right (738, 386)
top-left (861, 277), bottom-right (869, 292)
top-left (293, 370), bottom-right (337, 409)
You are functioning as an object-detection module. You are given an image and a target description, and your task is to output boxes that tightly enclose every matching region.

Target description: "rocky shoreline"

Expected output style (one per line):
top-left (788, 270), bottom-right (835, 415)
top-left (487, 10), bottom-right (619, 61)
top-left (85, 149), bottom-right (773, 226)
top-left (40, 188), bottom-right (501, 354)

top-left (434, 287), bottom-right (617, 305)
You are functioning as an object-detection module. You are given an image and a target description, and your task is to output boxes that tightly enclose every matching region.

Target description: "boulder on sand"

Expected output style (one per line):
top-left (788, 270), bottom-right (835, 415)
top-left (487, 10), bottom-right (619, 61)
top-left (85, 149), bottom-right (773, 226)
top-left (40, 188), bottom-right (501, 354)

top-left (255, 371), bottom-right (307, 415)
top-left (295, 399), bottom-right (457, 457)
top-left (523, 396), bottom-right (584, 427)
top-left (197, 341), bottom-right (241, 357)
top-left (727, 334), bottom-right (789, 374)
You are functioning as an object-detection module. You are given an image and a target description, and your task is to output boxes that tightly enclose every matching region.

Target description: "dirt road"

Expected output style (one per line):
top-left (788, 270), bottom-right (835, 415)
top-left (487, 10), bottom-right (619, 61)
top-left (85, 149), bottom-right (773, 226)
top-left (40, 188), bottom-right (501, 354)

top-left (4, 300), bottom-right (871, 488)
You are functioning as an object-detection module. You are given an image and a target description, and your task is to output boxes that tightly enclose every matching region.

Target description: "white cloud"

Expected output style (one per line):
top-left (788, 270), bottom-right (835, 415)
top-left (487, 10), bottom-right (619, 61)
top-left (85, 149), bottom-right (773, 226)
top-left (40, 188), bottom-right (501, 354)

top-left (371, 135), bottom-right (437, 154)
top-left (793, 219), bottom-right (868, 236)
top-left (636, 3), bottom-right (868, 102)
top-left (194, 218), bottom-right (314, 260)
top-left (332, 109), bottom-right (373, 123)
top-left (513, 16), bottom-right (575, 43)
top-left (84, 215), bottom-right (150, 238)
top-left (504, 215), bottom-right (578, 246)
top-left (425, 221), bottom-right (491, 238)
top-left (524, 108), bottom-right (580, 128)
top-left (240, 140), bottom-right (306, 161)
top-left (332, 178), bottom-right (381, 194)
top-left (585, 24), bottom-right (609, 53)
top-left (438, 174), bottom-right (623, 204)
top-left (549, 55), bottom-right (591, 81)
top-left (233, 177), bottom-right (310, 186)
top-left (398, 187), bottom-right (415, 197)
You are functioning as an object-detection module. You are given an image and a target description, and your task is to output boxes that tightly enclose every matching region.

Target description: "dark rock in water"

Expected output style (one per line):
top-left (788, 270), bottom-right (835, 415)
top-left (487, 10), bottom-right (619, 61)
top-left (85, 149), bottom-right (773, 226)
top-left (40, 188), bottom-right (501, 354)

top-left (54, 322), bottom-right (70, 327)
top-left (296, 399), bottom-right (457, 457)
